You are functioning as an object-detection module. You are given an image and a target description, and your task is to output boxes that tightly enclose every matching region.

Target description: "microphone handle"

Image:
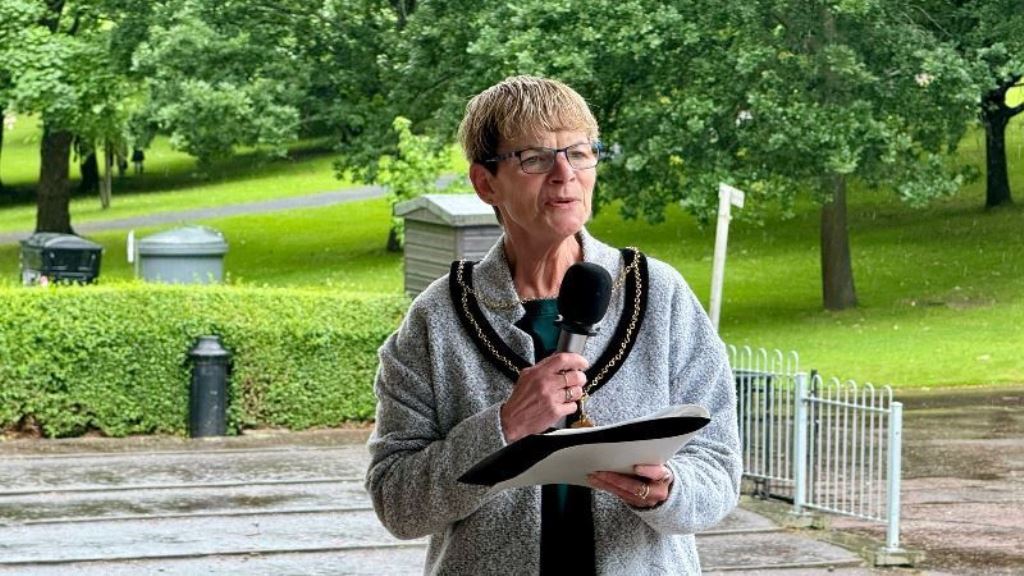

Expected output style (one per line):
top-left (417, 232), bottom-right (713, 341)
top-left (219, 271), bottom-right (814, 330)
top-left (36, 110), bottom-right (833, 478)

top-left (556, 330), bottom-right (589, 355)
top-left (554, 329), bottom-right (591, 429)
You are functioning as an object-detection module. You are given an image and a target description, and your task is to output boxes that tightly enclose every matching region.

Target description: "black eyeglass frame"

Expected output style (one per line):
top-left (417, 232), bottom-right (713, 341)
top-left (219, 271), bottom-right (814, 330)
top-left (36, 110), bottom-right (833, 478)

top-left (484, 140), bottom-right (604, 174)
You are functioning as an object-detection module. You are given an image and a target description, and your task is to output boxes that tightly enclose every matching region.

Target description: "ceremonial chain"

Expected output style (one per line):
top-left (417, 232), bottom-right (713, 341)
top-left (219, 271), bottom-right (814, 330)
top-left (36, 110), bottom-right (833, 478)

top-left (454, 248), bottom-right (641, 311)
top-left (454, 248), bottom-right (645, 429)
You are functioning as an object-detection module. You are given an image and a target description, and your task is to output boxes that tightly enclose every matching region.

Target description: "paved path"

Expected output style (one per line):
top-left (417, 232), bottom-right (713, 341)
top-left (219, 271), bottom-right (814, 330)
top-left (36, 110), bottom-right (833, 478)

top-left (828, 387), bottom-right (1024, 576)
top-left (0, 431), bottom-right (880, 575)
top-left (0, 186), bottom-right (387, 245)
top-left (0, 174), bottom-right (467, 245)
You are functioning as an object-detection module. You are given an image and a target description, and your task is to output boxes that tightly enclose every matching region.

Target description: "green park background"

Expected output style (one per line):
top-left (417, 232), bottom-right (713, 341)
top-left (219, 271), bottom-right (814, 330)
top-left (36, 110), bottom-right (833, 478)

top-left (3, 97), bottom-right (1021, 389)
top-left (1, 1), bottom-right (1022, 437)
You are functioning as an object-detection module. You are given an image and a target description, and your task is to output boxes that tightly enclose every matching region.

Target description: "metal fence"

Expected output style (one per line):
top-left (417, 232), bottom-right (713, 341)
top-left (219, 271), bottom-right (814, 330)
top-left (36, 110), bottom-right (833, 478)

top-left (731, 345), bottom-right (800, 500)
top-left (730, 345), bottom-right (905, 551)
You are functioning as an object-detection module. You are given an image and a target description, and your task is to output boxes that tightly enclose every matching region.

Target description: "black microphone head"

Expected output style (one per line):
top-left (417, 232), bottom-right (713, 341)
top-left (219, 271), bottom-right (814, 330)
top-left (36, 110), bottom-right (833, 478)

top-left (557, 262), bottom-right (613, 329)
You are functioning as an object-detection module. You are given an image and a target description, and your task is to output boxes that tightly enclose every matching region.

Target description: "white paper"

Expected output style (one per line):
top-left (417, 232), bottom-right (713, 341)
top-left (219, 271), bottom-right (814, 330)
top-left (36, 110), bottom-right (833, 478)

top-left (485, 404), bottom-right (709, 497)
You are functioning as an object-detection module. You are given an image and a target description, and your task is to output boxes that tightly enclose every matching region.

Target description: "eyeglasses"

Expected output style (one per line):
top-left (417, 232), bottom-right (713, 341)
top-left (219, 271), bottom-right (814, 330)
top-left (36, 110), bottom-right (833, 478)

top-left (486, 141), bottom-right (603, 174)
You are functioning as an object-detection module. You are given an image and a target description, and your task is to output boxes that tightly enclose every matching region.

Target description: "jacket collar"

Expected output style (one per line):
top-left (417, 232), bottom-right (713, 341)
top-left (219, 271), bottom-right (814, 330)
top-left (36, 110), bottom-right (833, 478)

top-left (470, 227), bottom-right (625, 362)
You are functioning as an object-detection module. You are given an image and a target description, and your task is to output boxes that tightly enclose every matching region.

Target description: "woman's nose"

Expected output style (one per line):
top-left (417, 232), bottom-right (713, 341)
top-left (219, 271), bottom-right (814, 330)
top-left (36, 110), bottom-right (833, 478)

top-left (548, 150), bottom-right (576, 182)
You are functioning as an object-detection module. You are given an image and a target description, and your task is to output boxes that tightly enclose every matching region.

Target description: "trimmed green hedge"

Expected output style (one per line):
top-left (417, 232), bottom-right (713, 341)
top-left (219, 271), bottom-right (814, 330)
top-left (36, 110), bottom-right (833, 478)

top-left (0, 283), bottom-right (408, 438)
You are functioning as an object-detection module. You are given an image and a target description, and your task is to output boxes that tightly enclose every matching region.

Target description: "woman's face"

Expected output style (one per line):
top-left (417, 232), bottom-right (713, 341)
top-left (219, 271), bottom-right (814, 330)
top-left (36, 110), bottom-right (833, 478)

top-left (471, 129), bottom-right (596, 245)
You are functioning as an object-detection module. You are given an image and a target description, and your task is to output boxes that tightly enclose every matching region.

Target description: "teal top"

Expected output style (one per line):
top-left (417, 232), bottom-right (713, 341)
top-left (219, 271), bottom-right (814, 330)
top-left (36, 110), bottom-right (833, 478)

top-left (515, 299), bottom-right (596, 574)
top-left (516, 299), bottom-right (561, 356)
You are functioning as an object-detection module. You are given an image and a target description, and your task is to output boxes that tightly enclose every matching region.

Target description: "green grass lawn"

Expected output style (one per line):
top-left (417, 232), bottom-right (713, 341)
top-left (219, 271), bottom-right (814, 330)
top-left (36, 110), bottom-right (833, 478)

top-left (2, 104), bottom-right (1022, 389)
top-left (0, 116), bottom-right (355, 233)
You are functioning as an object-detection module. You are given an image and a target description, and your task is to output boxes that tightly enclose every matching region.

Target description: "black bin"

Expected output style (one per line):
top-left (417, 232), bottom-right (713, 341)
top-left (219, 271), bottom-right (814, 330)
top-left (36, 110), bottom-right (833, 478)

top-left (20, 233), bottom-right (102, 285)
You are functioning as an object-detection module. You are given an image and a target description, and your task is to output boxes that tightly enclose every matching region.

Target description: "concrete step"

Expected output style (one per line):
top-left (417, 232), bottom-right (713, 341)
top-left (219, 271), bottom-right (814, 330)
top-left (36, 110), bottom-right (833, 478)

top-left (0, 503), bottom-right (862, 574)
top-left (0, 445), bottom-right (366, 492)
top-left (697, 530), bottom-right (863, 572)
top-left (0, 508), bottom-right (424, 566)
top-left (0, 547), bottom-right (428, 576)
top-left (0, 479), bottom-right (368, 524)
top-left (702, 507), bottom-right (780, 535)
top-left (0, 438), bottom-right (867, 574)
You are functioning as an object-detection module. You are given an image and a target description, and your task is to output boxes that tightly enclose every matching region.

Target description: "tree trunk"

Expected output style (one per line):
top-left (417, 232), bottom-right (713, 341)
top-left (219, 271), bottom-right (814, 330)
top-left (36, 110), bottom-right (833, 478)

top-left (386, 226), bottom-right (402, 252)
top-left (0, 108), bottom-right (5, 192)
top-left (100, 144), bottom-right (112, 209)
top-left (820, 175), bottom-right (857, 310)
top-left (36, 126), bottom-right (74, 234)
top-left (981, 76), bottom-right (1023, 208)
top-left (982, 96), bottom-right (1013, 208)
top-left (79, 151), bottom-right (100, 195)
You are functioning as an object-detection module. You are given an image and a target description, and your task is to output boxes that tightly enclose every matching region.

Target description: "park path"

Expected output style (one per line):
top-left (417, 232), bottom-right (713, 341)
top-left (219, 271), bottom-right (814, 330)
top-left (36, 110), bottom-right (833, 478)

top-left (0, 185), bottom-right (387, 245)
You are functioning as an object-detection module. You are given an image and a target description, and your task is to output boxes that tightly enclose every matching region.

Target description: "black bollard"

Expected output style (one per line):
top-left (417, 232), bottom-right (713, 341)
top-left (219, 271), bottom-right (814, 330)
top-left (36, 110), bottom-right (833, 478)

top-left (188, 335), bottom-right (231, 437)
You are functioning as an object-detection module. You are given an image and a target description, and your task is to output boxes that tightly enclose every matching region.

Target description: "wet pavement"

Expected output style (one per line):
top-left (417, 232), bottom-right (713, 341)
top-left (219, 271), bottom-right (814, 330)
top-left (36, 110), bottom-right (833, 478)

top-left (830, 386), bottom-right (1024, 575)
top-left (3, 387), bottom-right (1017, 575)
top-left (0, 430), bottom-right (882, 575)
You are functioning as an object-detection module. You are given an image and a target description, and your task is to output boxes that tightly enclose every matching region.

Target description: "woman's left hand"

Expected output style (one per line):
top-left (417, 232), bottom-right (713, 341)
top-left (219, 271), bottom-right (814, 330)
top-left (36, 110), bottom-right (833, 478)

top-left (587, 464), bottom-right (674, 509)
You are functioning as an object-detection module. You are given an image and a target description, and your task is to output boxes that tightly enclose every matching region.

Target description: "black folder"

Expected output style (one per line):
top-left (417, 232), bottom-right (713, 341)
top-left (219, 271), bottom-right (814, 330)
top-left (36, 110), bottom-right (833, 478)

top-left (458, 405), bottom-right (711, 493)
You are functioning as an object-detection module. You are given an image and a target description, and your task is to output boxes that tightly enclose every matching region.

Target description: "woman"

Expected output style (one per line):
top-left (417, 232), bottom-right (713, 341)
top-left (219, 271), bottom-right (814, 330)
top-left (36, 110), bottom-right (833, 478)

top-left (366, 76), bottom-right (741, 575)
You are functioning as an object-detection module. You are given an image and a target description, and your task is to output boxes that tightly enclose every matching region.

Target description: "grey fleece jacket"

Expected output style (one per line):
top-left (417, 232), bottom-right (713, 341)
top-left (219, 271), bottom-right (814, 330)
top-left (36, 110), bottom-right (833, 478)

top-left (365, 229), bottom-right (741, 575)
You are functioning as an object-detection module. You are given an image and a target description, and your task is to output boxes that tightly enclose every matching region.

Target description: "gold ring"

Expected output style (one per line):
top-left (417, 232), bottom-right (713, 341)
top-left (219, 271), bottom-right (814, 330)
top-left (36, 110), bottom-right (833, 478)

top-left (635, 482), bottom-right (650, 501)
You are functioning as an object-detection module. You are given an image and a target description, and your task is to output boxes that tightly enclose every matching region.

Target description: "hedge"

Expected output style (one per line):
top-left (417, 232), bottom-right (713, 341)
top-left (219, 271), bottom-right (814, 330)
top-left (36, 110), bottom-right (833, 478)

top-left (0, 282), bottom-right (408, 438)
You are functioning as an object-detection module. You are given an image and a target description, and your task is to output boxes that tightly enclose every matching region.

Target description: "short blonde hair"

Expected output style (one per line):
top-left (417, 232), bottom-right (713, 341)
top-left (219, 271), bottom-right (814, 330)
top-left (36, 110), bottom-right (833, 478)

top-left (458, 76), bottom-right (599, 170)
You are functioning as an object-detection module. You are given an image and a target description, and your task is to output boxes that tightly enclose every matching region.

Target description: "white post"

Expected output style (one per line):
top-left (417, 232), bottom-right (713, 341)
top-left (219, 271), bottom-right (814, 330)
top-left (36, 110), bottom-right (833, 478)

top-left (127, 230), bottom-right (138, 277)
top-left (792, 372), bottom-right (809, 515)
top-left (886, 401), bottom-right (903, 551)
top-left (709, 183), bottom-right (744, 331)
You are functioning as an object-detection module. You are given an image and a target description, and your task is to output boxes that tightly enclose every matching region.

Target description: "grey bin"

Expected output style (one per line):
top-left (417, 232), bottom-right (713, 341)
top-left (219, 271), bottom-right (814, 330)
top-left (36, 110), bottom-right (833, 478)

top-left (19, 233), bottom-right (103, 285)
top-left (394, 194), bottom-right (501, 297)
top-left (137, 226), bottom-right (228, 284)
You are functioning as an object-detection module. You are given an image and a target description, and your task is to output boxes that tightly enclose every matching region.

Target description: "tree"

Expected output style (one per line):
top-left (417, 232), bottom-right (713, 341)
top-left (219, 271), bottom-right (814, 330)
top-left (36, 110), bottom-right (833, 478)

top-left (0, 107), bottom-right (6, 193)
top-left (132, 0), bottom-right (397, 169)
top-left (913, 0), bottom-right (1024, 208)
top-left (0, 10), bottom-right (21, 196)
top-left (379, 0), bottom-right (979, 310)
top-left (372, 116), bottom-right (467, 251)
top-left (0, 0), bottom-right (149, 232)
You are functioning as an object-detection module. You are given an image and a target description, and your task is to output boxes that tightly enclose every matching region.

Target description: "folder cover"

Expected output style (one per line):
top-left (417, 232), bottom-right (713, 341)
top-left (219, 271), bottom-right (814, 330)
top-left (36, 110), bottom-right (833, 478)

top-left (458, 405), bottom-right (710, 495)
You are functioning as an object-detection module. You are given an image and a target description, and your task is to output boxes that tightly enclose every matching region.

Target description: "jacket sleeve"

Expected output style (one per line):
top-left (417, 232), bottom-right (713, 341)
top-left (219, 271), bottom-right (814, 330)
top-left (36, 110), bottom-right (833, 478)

top-left (364, 305), bottom-right (508, 540)
top-left (634, 274), bottom-right (742, 534)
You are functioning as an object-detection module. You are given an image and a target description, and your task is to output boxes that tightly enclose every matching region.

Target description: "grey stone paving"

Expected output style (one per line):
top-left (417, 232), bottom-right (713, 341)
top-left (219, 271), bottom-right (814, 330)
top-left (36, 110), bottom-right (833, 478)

top-left (0, 432), bottom-right (873, 575)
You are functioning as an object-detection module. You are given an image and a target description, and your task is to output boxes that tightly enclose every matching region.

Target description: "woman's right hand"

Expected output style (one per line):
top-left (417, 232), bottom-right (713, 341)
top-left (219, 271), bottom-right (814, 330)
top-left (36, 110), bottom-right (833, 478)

top-left (500, 352), bottom-right (589, 443)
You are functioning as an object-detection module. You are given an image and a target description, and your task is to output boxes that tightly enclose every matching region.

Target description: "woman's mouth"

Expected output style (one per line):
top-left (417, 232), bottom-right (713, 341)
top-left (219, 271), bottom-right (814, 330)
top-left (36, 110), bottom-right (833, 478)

top-left (547, 198), bottom-right (578, 208)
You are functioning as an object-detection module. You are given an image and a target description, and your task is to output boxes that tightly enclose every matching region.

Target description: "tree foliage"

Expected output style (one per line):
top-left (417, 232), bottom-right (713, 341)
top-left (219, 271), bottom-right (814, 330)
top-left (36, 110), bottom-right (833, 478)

top-left (133, 1), bottom-right (306, 167)
top-left (364, 0), bottom-right (980, 309)
top-left (0, 0), bottom-right (151, 230)
top-left (912, 0), bottom-right (1024, 208)
top-left (370, 116), bottom-right (467, 250)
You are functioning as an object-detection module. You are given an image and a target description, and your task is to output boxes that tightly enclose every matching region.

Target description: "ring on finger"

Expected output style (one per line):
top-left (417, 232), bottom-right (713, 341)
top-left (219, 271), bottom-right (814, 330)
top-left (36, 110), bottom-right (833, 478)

top-left (634, 482), bottom-right (650, 501)
top-left (564, 387), bottom-right (573, 403)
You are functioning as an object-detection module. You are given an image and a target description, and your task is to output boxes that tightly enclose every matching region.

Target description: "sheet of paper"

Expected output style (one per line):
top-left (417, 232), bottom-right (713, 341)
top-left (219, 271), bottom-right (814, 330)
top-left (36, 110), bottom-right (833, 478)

top-left (485, 431), bottom-right (703, 497)
top-left (479, 404), bottom-right (710, 497)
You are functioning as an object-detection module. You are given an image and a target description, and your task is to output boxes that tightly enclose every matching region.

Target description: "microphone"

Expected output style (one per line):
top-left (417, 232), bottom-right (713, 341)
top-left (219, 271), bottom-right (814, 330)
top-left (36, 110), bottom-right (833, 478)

top-left (555, 262), bottom-right (613, 354)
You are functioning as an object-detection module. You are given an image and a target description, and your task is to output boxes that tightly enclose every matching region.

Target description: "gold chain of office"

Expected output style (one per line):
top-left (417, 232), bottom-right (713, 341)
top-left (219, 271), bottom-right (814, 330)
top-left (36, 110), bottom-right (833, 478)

top-left (453, 249), bottom-right (643, 395)
top-left (454, 248), bottom-right (641, 311)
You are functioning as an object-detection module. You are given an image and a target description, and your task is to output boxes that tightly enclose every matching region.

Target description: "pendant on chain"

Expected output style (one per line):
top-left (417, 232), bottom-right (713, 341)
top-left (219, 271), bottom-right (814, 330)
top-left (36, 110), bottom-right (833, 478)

top-left (570, 393), bottom-right (596, 428)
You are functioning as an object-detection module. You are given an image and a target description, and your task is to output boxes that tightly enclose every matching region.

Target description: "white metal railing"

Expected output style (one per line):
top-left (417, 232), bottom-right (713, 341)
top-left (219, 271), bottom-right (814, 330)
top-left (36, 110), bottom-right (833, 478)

top-left (797, 374), bottom-right (903, 550)
top-left (730, 345), bottom-right (905, 552)
top-left (730, 345), bottom-right (800, 499)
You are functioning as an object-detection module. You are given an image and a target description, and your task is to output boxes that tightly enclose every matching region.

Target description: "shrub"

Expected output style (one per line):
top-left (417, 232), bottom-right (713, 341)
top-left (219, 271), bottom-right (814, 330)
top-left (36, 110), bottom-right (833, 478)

top-left (0, 282), bottom-right (408, 438)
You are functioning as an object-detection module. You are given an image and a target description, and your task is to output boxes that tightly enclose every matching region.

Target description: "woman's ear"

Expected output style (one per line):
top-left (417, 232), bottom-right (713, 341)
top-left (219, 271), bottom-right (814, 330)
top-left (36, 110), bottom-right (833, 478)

top-left (469, 163), bottom-right (497, 206)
